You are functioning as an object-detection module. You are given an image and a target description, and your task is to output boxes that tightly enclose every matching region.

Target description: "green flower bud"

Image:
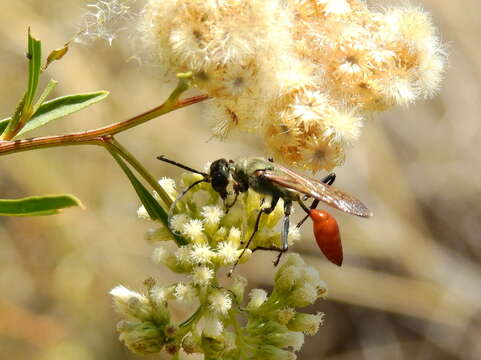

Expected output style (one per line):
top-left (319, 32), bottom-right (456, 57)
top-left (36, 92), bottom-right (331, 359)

top-left (110, 285), bottom-right (151, 320)
top-left (288, 283), bottom-right (318, 307)
top-left (144, 226), bottom-right (174, 243)
top-left (254, 345), bottom-right (296, 360)
top-left (277, 307), bottom-right (296, 325)
top-left (182, 332), bottom-right (202, 354)
top-left (268, 331), bottom-right (304, 351)
top-left (212, 226), bottom-right (228, 243)
top-left (202, 335), bottom-right (226, 359)
top-left (230, 275), bottom-right (247, 303)
top-left (118, 321), bottom-right (164, 355)
top-left (287, 312), bottom-right (324, 335)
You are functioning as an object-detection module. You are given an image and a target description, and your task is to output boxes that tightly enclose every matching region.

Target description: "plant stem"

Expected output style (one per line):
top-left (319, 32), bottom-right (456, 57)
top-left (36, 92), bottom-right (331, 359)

top-left (0, 94), bottom-right (209, 156)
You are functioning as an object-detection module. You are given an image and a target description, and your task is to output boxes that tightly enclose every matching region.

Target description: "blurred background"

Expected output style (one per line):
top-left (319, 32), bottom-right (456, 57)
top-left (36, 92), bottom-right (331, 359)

top-left (0, 0), bottom-right (480, 359)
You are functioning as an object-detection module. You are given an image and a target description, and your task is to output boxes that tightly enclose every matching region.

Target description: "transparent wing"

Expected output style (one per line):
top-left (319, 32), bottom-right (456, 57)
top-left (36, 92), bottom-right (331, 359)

top-left (261, 166), bottom-right (372, 218)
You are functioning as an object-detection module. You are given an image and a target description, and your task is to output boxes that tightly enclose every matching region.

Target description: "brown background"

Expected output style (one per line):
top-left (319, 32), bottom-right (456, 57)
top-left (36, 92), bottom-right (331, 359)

top-left (0, 1), bottom-right (480, 359)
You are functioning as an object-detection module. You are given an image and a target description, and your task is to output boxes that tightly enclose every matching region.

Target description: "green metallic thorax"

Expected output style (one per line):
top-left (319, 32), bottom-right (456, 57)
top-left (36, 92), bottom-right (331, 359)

top-left (231, 157), bottom-right (299, 201)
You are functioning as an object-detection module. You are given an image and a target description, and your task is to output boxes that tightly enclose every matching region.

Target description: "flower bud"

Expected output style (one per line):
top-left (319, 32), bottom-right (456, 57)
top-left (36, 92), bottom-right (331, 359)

top-left (246, 288), bottom-right (268, 310)
top-left (287, 312), bottom-right (324, 335)
top-left (118, 321), bottom-right (164, 355)
top-left (110, 285), bottom-right (151, 320)
top-left (288, 283), bottom-right (318, 308)
top-left (230, 275), bottom-right (247, 303)
top-left (277, 307), bottom-right (296, 325)
top-left (255, 345), bottom-right (296, 360)
top-left (144, 226), bottom-right (174, 243)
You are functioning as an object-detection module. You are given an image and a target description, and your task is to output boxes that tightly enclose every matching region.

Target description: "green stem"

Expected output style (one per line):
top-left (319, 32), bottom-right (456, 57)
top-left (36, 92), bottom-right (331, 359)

top-left (0, 90), bottom-right (209, 156)
top-left (105, 137), bottom-right (172, 208)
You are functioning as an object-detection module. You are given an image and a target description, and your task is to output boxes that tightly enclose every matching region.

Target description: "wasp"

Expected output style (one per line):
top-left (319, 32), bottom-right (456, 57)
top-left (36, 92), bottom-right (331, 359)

top-left (158, 156), bottom-right (372, 270)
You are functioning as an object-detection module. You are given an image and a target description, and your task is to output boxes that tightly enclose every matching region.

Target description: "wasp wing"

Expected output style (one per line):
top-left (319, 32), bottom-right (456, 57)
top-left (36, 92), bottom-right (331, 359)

top-left (261, 167), bottom-right (372, 218)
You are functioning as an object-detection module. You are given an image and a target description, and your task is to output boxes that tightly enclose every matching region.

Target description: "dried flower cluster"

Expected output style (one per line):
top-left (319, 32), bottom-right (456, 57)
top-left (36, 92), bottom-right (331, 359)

top-left (112, 173), bottom-right (326, 358)
top-left (141, 0), bottom-right (446, 171)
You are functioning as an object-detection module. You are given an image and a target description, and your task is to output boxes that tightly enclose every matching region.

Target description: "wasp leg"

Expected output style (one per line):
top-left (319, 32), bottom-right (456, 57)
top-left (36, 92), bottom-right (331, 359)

top-left (322, 173), bottom-right (336, 186)
top-left (227, 196), bottom-right (279, 277)
top-left (251, 200), bottom-right (292, 266)
top-left (274, 200), bottom-right (292, 265)
top-left (296, 173), bottom-right (336, 228)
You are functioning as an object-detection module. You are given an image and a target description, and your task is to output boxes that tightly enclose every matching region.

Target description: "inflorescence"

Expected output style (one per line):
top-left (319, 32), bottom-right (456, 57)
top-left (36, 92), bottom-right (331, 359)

top-left (111, 173), bottom-right (326, 359)
top-left (140, 0), bottom-right (446, 171)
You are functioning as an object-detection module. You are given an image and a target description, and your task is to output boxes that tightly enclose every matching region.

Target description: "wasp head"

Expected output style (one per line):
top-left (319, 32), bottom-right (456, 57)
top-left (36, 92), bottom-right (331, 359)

top-left (209, 158), bottom-right (230, 200)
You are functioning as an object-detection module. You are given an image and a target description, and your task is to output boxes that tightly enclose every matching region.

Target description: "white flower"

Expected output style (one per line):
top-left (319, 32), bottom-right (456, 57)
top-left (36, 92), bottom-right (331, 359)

top-left (247, 288), bottom-right (268, 309)
top-left (208, 290), bottom-right (232, 315)
top-left (182, 219), bottom-right (205, 242)
top-left (217, 241), bottom-right (239, 265)
top-left (192, 266), bottom-right (214, 286)
top-left (170, 214), bottom-right (190, 233)
top-left (152, 245), bottom-right (174, 265)
top-left (174, 283), bottom-right (196, 304)
top-left (150, 285), bottom-right (173, 305)
top-left (202, 315), bottom-right (223, 338)
top-left (201, 205), bottom-right (224, 225)
top-left (175, 246), bottom-right (192, 266)
top-left (158, 177), bottom-right (177, 199)
top-left (190, 244), bottom-right (215, 264)
top-left (137, 205), bottom-right (150, 220)
top-left (227, 227), bottom-right (241, 246)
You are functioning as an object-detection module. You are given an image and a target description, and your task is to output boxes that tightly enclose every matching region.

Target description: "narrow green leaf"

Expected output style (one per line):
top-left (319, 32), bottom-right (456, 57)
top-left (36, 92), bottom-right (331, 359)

top-left (1, 30), bottom-right (42, 139)
top-left (32, 79), bottom-right (58, 114)
top-left (109, 151), bottom-right (187, 246)
top-left (0, 91), bottom-right (109, 137)
top-left (16, 91), bottom-right (109, 137)
top-left (25, 29), bottom-right (42, 108)
top-left (0, 117), bottom-right (11, 135)
top-left (0, 194), bottom-right (83, 216)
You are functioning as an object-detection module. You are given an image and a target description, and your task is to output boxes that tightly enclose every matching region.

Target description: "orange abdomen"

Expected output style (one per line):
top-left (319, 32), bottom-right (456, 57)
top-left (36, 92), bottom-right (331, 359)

top-left (309, 210), bottom-right (343, 266)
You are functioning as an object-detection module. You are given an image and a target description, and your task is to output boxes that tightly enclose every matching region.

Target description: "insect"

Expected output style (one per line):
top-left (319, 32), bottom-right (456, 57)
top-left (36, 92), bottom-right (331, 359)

top-left (157, 156), bottom-right (372, 270)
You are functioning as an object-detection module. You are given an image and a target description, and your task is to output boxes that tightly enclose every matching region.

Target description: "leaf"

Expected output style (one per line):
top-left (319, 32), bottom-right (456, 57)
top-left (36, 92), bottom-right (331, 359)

top-left (0, 91), bottom-right (109, 136)
top-left (0, 118), bottom-right (10, 135)
top-left (43, 44), bottom-right (69, 70)
top-left (1, 30), bottom-right (42, 139)
top-left (25, 29), bottom-right (42, 109)
top-left (32, 79), bottom-right (58, 114)
top-left (109, 151), bottom-right (188, 246)
top-left (0, 194), bottom-right (83, 216)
